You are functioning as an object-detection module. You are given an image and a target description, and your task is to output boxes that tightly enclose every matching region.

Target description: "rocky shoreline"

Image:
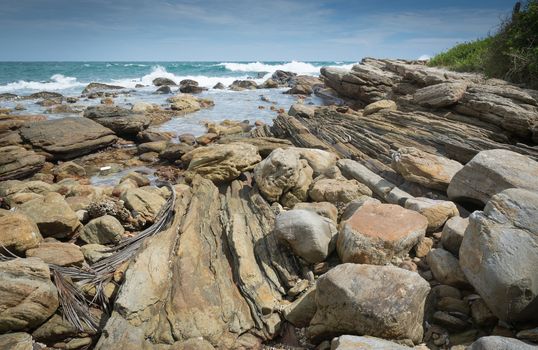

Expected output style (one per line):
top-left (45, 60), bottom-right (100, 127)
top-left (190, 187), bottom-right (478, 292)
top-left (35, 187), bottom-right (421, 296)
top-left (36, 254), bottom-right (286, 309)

top-left (0, 58), bottom-right (537, 350)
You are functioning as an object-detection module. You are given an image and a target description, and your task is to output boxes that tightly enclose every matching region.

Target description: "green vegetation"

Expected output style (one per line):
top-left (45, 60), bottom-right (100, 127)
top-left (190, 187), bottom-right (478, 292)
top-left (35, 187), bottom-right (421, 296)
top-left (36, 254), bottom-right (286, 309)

top-left (428, 0), bottom-right (538, 88)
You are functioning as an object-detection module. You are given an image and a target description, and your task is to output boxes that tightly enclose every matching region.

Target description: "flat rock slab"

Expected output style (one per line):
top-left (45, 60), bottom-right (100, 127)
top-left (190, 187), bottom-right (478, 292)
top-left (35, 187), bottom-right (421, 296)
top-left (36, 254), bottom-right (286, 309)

top-left (0, 146), bottom-right (45, 181)
top-left (20, 117), bottom-right (117, 160)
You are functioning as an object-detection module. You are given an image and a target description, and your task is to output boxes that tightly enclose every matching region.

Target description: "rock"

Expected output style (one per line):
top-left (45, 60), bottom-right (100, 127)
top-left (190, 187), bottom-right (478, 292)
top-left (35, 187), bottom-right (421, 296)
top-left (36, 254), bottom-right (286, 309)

top-left (310, 178), bottom-right (372, 207)
top-left (441, 216), bottom-right (469, 256)
top-left (426, 248), bottom-right (468, 288)
top-left (404, 197), bottom-right (458, 232)
top-left (254, 148), bottom-right (313, 207)
top-left (20, 117), bottom-right (117, 160)
top-left (179, 79), bottom-right (205, 94)
top-left (82, 82), bottom-right (124, 94)
top-left (139, 151), bottom-right (159, 162)
top-left (308, 263), bottom-right (430, 344)
top-left (447, 149), bottom-right (538, 205)
top-left (0, 332), bottom-right (34, 350)
top-left (131, 101), bottom-right (153, 113)
top-left (391, 147), bottom-right (463, 191)
top-left (155, 85), bottom-right (172, 94)
top-left (0, 146), bottom-right (45, 181)
top-left (340, 196), bottom-right (381, 221)
top-left (413, 82), bottom-right (467, 108)
top-left (80, 244), bottom-right (112, 264)
top-left (471, 298), bottom-right (498, 327)
top-left (437, 296), bottom-right (470, 315)
top-left (468, 336), bottom-right (537, 350)
top-left (152, 77), bottom-right (177, 86)
top-left (274, 209), bottom-right (337, 263)
top-left (432, 311), bottom-right (469, 331)
top-left (19, 192), bottom-right (81, 238)
top-left (331, 335), bottom-right (412, 349)
top-left (170, 338), bottom-right (216, 350)
top-left (459, 188), bottom-right (538, 322)
top-left (229, 80), bottom-right (258, 91)
top-left (121, 187), bottom-right (166, 222)
top-left (337, 202), bottom-right (428, 264)
top-left (414, 236), bottom-right (433, 258)
top-left (0, 257), bottom-right (59, 332)
top-left (286, 75), bottom-right (322, 95)
top-left (288, 147), bottom-right (338, 177)
top-left (272, 70), bottom-right (297, 86)
top-left (293, 202), bottom-right (338, 223)
top-left (363, 99), bottom-right (397, 116)
top-left (121, 172), bottom-right (150, 187)
top-left (517, 328), bottom-right (538, 343)
top-left (282, 287), bottom-right (317, 327)
top-left (0, 212), bottom-right (42, 254)
top-left (26, 242), bottom-right (84, 267)
top-left (213, 82), bottom-right (225, 89)
top-left (81, 215), bottom-right (124, 244)
top-left (159, 143), bottom-right (194, 161)
top-left (182, 143), bottom-right (261, 183)
top-left (168, 94), bottom-right (214, 114)
top-left (289, 103), bottom-right (316, 118)
top-left (84, 105), bottom-right (150, 137)
top-left (0, 180), bottom-right (52, 197)
top-left (32, 312), bottom-right (100, 342)
top-left (53, 161), bottom-right (86, 181)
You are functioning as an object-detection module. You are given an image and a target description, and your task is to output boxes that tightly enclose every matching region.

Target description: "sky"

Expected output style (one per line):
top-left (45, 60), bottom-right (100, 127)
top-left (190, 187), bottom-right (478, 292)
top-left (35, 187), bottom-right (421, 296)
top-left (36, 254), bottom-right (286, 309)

top-left (0, 0), bottom-right (516, 61)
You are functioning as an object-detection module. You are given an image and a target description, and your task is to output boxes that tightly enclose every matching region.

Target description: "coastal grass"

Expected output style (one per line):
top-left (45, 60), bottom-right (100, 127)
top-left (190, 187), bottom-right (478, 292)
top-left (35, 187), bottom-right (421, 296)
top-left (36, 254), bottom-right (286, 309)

top-left (428, 0), bottom-right (538, 88)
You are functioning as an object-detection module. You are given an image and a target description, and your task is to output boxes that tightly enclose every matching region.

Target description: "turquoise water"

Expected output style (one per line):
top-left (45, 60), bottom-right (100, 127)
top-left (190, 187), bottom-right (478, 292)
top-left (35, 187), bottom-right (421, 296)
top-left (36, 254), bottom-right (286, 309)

top-left (0, 61), bottom-right (356, 137)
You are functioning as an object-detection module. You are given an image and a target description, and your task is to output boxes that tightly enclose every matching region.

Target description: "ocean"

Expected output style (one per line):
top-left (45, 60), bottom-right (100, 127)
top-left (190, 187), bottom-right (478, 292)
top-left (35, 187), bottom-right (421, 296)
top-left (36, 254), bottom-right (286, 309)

top-left (0, 61), bottom-right (356, 135)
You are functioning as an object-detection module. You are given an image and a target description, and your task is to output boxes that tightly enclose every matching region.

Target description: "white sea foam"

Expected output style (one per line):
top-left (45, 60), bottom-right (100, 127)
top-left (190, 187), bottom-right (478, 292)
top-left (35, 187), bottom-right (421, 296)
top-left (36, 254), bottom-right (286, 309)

top-left (112, 65), bottom-right (265, 89)
top-left (219, 60), bottom-right (358, 75)
top-left (0, 74), bottom-right (85, 93)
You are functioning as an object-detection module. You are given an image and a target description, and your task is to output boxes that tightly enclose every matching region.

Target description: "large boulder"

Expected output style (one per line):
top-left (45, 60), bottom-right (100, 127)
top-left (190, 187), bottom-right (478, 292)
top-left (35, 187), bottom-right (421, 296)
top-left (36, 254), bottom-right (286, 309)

top-left (308, 264), bottom-right (430, 344)
top-left (254, 148), bottom-right (313, 207)
top-left (0, 258), bottom-right (59, 332)
top-left (331, 335), bottom-right (412, 349)
top-left (26, 242), bottom-right (84, 267)
top-left (18, 192), bottom-right (81, 238)
top-left (309, 178), bottom-right (372, 207)
top-left (391, 147), bottom-right (463, 191)
top-left (413, 81), bottom-right (467, 108)
top-left (285, 75), bottom-right (322, 95)
top-left (274, 209), bottom-right (337, 263)
top-left (337, 202), bottom-right (428, 264)
top-left (441, 216), bottom-right (469, 256)
top-left (84, 105), bottom-right (150, 137)
top-left (0, 146), bottom-right (45, 181)
top-left (0, 212), bottom-right (42, 254)
top-left (460, 188), bottom-right (538, 322)
top-left (426, 248), bottom-right (469, 288)
top-left (447, 149), bottom-right (538, 205)
top-left (468, 336), bottom-right (537, 350)
top-left (182, 143), bottom-right (261, 183)
top-left (121, 187), bottom-right (166, 223)
top-left (19, 117), bottom-right (117, 160)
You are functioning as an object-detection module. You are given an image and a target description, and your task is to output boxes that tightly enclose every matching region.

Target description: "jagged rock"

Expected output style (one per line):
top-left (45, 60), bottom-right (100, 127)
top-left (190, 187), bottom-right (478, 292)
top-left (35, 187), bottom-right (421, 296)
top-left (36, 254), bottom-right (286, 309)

top-left (26, 242), bottom-right (84, 267)
top-left (308, 263), bottom-right (430, 344)
top-left (20, 117), bottom-right (117, 160)
top-left (82, 82), bottom-right (125, 94)
top-left (0, 332), bottom-right (34, 350)
top-left (468, 336), bottom-right (537, 350)
top-left (274, 209), bottom-right (337, 263)
top-left (309, 178), bottom-right (372, 207)
top-left (404, 197), bottom-right (458, 232)
top-left (441, 216), bottom-right (469, 256)
top-left (84, 105), bottom-right (150, 137)
top-left (460, 188), bottom-right (538, 322)
top-left (293, 202), bottom-right (338, 223)
top-left (426, 248), bottom-right (469, 288)
top-left (337, 201), bottom-right (427, 264)
top-left (391, 147), bottom-right (463, 191)
top-left (413, 81), bottom-right (467, 108)
top-left (254, 148), bottom-right (313, 207)
top-left (18, 192), bottom-right (81, 238)
top-left (0, 212), bottom-right (42, 254)
top-left (363, 99), bottom-right (397, 116)
top-left (81, 215), bottom-right (124, 244)
top-left (331, 335), bottom-right (412, 349)
top-left (229, 80), bottom-right (258, 91)
top-left (447, 149), bottom-right (538, 205)
top-left (289, 103), bottom-right (316, 118)
top-left (282, 287), bottom-right (317, 327)
top-left (182, 143), bottom-right (260, 183)
top-left (96, 177), bottom-right (303, 349)
top-left (152, 77), bottom-right (177, 86)
top-left (0, 146), bottom-right (45, 181)
top-left (0, 258), bottom-right (59, 332)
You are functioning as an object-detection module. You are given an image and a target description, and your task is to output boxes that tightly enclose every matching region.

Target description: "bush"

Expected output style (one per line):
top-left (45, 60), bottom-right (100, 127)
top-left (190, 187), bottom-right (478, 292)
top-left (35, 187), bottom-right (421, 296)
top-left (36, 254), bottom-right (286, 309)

top-left (429, 1), bottom-right (538, 88)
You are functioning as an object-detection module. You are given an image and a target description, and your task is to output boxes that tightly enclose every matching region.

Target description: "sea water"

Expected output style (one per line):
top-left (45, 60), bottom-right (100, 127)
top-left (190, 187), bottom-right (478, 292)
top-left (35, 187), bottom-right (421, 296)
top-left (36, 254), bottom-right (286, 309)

top-left (0, 61), bottom-right (357, 135)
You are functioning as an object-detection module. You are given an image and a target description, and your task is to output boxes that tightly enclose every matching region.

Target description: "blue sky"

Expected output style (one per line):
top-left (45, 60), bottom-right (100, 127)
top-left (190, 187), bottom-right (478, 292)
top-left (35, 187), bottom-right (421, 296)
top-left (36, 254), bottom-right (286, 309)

top-left (0, 0), bottom-right (515, 61)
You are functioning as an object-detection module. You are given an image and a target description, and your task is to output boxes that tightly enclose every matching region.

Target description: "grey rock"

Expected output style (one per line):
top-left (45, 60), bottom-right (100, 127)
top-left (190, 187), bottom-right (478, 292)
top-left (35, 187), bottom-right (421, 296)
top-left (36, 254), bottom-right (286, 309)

top-left (81, 215), bottom-right (124, 244)
top-left (152, 77), bottom-right (176, 86)
top-left (413, 81), bottom-right (467, 108)
top-left (331, 335), bottom-right (412, 349)
top-left (468, 336), bottom-right (537, 350)
top-left (426, 248), bottom-right (469, 288)
top-left (441, 216), bottom-right (469, 256)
